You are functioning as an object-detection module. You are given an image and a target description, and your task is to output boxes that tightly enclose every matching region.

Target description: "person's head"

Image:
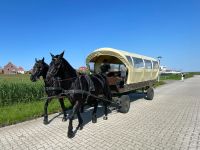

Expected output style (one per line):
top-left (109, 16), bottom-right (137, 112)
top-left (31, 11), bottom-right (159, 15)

top-left (103, 59), bottom-right (108, 63)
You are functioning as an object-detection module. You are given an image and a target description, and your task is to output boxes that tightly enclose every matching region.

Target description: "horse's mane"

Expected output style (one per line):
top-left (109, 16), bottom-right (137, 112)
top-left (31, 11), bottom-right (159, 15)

top-left (43, 61), bottom-right (49, 68)
top-left (61, 57), bottom-right (77, 78)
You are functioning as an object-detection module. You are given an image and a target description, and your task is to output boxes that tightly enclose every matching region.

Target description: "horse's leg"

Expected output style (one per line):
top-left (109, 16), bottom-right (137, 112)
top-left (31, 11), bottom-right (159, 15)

top-left (76, 109), bottom-right (83, 130)
top-left (43, 98), bottom-right (50, 124)
top-left (103, 101), bottom-right (108, 120)
top-left (92, 100), bottom-right (98, 123)
top-left (80, 105), bottom-right (84, 113)
top-left (103, 83), bottom-right (112, 120)
top-left (68, 101), bottom-right (79, 138)
top-left (59, 98), bottom-right (67, 121)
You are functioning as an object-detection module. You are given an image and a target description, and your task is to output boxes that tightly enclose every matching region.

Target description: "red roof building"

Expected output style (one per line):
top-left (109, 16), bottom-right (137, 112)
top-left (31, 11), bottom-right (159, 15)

top-left (4, 62), bottom-right (18, 74)
top-left (3, 62), bottom-right (25, 74)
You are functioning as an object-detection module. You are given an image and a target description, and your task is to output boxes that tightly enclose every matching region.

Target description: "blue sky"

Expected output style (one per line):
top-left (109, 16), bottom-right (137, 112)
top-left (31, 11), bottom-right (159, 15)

top-left (0, 0), bottom-right (199, 71)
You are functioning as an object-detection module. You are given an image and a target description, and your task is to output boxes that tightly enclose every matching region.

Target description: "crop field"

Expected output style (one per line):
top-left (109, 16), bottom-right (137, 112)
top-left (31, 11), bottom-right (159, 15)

top-left (0, 74), bottom-right (45, 106)
top-left (0, 74), bottom-right (71, 127)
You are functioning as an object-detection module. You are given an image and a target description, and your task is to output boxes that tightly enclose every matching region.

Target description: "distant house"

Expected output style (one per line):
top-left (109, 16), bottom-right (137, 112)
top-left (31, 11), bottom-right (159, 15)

top-left (3, 62), bottom-right (25, 74)
top-left (17, 66), bottom-right (25, 74)
top-left (78, 66), bottom-right (89, 74)
top-left (0, 66), bottom-right (3, 74)
top-left (79, 66), bottom-right (88, 71)
top-left (4, 62), bottom-right (18, 74)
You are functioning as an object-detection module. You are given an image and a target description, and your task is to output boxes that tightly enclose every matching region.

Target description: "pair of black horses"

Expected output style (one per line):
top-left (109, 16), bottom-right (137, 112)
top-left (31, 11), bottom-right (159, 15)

top-left (30, 51), bottom-right (112, 138)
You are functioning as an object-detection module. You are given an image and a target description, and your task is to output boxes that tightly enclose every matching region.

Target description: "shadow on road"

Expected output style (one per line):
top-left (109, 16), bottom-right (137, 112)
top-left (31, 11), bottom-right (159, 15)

top-left (47, 93), bottom-right (145, 137)
top-left (129, 93), bottom-right (146, 102)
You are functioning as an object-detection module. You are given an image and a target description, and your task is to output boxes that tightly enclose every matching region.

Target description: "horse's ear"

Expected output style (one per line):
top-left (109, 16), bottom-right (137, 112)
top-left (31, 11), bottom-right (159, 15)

top-left (59, 51), bottom-right (64, 58)
top-left (50, 53), bottom-right (54, 58)
top-left (42, 57), bottom-right (44, 62)
top-left (35, 58), bottom-right (38, 62)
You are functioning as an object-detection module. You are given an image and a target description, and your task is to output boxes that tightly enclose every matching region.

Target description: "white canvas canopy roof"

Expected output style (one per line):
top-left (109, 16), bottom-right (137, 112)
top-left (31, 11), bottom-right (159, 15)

top-left (86, 47), bottom-right (159, 84)
top-left (86, 47), bottom-right (157, 69)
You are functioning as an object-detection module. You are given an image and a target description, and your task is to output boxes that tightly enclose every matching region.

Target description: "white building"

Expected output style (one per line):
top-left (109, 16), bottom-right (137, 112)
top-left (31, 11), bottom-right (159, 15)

top-left (17, 66), bottom-right (25, 74)
top-left (160, 65), bottom-right (181, 74)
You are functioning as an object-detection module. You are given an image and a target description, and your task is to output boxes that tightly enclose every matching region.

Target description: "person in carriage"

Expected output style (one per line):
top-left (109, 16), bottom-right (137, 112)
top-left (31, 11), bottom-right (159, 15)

top-left (100, 59), bottom-right (111, 75)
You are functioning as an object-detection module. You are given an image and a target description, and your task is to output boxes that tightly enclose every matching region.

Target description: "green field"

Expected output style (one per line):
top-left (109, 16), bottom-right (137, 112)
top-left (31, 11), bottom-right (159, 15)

top-left (0, 74), bottom-right (71, 127)
top-left (0, 74), bottom-right (44, 106)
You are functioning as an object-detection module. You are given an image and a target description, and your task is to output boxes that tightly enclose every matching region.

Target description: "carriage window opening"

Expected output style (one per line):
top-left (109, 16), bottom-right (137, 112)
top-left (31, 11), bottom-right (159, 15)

top-left (144, 60), bottom-right (152, 69)
top-left (119, 64), bottom-right (127, 78)
top-left (153, 61), bottom-right (159, 69)
top-left (132, 57), bottom-right (144, 68)
top-left (110, 64), bottom-right (120, 71)
top-left (89, 62), bottom-right (94, 72)
top-left (126, 56), bottom-right (133, 65)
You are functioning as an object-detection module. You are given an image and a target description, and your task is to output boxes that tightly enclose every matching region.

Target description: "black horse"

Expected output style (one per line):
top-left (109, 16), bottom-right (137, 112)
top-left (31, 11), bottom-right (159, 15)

top-left (46, 51), bottom-right (112, 138)
top-left (30, 58), bottom-right (68, 124)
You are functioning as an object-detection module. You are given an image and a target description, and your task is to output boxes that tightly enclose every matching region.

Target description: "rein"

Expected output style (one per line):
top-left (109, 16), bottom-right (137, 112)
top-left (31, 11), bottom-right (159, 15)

top-left (55, 76), bottom-right (78, 82)
top-left (45, 74), bottom-right (92, 102)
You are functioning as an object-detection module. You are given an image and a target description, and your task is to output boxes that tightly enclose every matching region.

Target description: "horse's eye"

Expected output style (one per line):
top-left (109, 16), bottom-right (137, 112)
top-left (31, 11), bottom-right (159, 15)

top-left (53, 58), bottom-right (58, 61)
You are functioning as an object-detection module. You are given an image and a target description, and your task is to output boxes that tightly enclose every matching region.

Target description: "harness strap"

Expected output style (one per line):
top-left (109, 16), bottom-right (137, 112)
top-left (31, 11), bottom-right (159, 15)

top-left (84, 75), bottom-right (95, 91)
top-left (78, 75), bottom-right (92, 103)
top-left (45, 87), bottom-right (63, 91)
top-left (78, 76), bottom-right (84, 99)
top-left (62, 90), bottom-right (112, 103)
top-left (92, 74), bottom-right (104, 89)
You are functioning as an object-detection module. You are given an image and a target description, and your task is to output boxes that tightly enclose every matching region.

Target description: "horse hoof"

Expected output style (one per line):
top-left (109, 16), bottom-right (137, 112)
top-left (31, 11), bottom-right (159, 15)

top-left (76, 124), bottom-right (83, 130)
top-left (62, 117), bottom-right (68, 122)
top-left (43, 120), bottom-right (48, 125)
top-left (68, 131), bottom-right (75, 138)
top-left (103, 116), bottom-right (108, 120)
top-left (92, 118), bottom-right (97, 123)
top-left (79, 125), bottom-right (83, 130)
top-left (92, 115), bottom-right (97, 123)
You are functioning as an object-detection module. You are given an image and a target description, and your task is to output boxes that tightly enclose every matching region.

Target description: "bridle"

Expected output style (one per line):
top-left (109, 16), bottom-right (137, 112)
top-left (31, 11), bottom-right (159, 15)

top-left (46, 58), bottom-right (62, 79)
top-left (32, 65), bottom-right (44, 80)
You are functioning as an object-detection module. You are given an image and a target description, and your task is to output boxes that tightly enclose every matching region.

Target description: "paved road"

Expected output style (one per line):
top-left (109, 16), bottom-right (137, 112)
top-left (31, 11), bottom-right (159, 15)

top-left (0, 76), bottom-right (200, 150)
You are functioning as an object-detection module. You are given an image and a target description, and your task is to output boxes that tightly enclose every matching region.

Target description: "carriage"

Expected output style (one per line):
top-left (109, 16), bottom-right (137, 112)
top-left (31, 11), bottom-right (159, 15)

top-left (30, 48), bottom-right (160, 138)
top-left (86, 47), bottom-right (160, 113)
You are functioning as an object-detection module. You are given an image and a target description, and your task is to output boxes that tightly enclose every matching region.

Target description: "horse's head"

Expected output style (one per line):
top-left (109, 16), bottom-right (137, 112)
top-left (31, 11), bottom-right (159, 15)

top-left (46, 51), bottom-right (77, 81)
top-left (46, 51), bottom-right (65, 80)
top-left (30, 57), bottom-right (49, 82)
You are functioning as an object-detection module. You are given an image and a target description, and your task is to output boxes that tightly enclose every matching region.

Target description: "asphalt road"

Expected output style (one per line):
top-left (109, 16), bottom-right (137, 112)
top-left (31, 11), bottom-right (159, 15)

top-left (0, 76), bottom-right (200, 150)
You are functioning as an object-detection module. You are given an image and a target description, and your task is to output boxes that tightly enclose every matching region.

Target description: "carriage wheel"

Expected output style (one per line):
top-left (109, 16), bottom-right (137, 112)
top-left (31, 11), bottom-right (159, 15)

top-left (145, 87), bottom-right (154, 100)
top-left (118, 95), bottom-right (130, 113)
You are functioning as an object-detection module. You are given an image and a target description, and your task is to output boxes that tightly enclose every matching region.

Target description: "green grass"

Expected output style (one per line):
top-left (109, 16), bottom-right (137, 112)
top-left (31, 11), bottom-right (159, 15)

top-left (153, 80), bottom-right (166, 87)
top-left (0, 99), bottom-right (71, 127)
top-left (160, 74), bottom-right (181, 80)
top-left (185, 72), bottom-right (200, 79)
top-left (0, 74), bottom-right (72, 127)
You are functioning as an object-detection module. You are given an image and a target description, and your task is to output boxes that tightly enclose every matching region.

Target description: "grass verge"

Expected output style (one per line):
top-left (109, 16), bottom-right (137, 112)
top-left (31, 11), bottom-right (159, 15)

top-left (154, 81), bottom-right (166, 88)
top-left (0, 99), bottom-right (71, 127)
